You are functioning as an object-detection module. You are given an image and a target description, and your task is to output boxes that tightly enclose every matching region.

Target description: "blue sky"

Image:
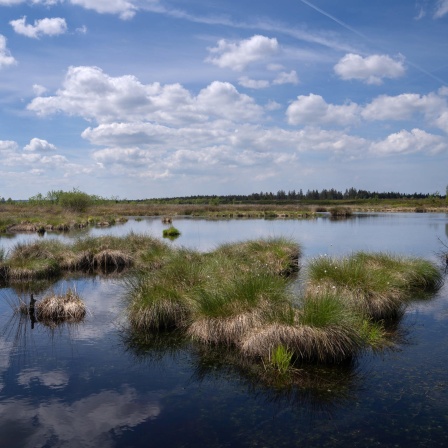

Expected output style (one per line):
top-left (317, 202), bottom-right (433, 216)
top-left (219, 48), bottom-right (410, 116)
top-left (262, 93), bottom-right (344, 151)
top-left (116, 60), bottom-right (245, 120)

top-left (1, 0), bottom-right (448, 199)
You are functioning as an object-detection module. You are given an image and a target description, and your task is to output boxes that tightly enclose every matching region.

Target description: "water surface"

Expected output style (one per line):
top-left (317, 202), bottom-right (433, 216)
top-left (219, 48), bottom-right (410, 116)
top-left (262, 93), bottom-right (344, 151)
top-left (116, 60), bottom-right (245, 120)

top-left (0, 213), bottom-right (447, 447)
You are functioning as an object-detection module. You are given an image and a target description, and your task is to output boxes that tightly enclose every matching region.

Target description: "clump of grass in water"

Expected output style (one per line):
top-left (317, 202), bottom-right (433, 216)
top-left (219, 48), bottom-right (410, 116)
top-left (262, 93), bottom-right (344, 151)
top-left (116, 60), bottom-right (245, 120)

top-left (329, 207), bottom-right (352, 218)
top-left (126, 249), bottom-right (203, 331)
top-left (163, 226), bottom-right (181, 238)
top-left (188, 270), bottom-right (292, 345)
top-left (212, 237), bottom-right (300, 276)
top-left (306, 252), bottom-right (442, 320)
top-left (241, 292), bottom-right (364, 363)
top-left (36, 287), bottom-right (86, 323)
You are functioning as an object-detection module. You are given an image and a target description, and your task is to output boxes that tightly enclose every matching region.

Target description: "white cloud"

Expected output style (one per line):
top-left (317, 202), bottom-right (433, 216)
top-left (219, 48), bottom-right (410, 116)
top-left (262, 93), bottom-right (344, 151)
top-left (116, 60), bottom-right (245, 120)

top-left (334, 53), bottom-right (406, 85)
top-left (273, 70), bottom-right (299, 85)
top-left (286, 94), bottom-right (360, 126)
top-left (10, 16), bottom-right (67, 38)
top-left (70, 0), bottom-right (137, 20)
top-left (206, 35), bottom-right (279, 71)
top-left (33, 84), bottom-right (47, 95)
top-left (370, 128), bottom-right (447, 155)
top-left (76, 25), bottom-right (88, 34)
top-left (24, 138), bottom-right (57, 152)
top-left (0, 387), bottom-right (161, 447)
top-left (238, 76), bottom-right (270, 89)
top-left (0, 35), bottom-right (17, 69)
top-left (18, 369), bottom-right (69, 390)
top-left (28, 66), bottom-right (264, 124)
top-left (362, 92), bottom-right (448, 131)
top-left (0, 140), bottom-right (19, 151)
top-left (434, 0), bottom-right (448, 18)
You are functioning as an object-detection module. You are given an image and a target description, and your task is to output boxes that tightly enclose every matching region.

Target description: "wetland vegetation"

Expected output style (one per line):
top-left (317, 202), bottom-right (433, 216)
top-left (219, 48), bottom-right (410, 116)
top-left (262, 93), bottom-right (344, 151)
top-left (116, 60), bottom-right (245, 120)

top-left (1, 228), bottom-right (442, 381)
top-left (0, 209), bottom-right (447, 447)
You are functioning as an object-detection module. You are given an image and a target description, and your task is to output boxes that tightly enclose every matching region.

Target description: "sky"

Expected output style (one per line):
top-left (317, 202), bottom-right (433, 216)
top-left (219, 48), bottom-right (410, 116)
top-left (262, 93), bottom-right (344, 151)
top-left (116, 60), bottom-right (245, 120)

top-left (0, 0), bottom-right (448, 200)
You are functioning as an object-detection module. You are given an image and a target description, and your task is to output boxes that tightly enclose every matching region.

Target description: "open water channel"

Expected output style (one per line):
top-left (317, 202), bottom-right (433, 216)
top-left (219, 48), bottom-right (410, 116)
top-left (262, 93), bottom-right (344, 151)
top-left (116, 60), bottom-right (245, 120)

top-left (0, 212), bottom-right (447, 447)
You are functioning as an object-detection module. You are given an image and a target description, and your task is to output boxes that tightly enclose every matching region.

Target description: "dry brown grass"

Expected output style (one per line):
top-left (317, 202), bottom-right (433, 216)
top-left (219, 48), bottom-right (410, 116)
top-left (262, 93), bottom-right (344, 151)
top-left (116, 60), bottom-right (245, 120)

top-left (36, 288), bottom-right (86, 323)
top-left (93, 250), bottom-right (133, 269)
top-left (240, 323), bottom-right (362, 363)
top-left (187, 308), bottom-right (266, 345)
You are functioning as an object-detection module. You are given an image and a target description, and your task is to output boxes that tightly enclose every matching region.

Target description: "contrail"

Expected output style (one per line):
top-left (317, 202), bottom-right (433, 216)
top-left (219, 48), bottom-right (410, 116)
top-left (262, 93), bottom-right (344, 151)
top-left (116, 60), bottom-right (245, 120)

top-left (300, 0), bottom-right (446, 86)
top-left (300, 0), bottom-right (370, 42)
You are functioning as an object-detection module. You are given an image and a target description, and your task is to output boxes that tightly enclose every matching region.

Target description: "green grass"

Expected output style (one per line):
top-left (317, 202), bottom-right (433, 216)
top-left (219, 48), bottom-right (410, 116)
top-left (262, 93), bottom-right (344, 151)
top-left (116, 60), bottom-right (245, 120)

top-left (305, 252), bottom-right (442, 320)
top-left (267, 345), bottom-right (294, 375)
top-left (162, 226), bottom-right (181, 237)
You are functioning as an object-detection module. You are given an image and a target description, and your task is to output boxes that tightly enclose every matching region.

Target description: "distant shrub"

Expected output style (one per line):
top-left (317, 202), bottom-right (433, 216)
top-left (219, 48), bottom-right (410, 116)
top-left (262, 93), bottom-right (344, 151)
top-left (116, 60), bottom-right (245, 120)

top-left (58, 189), bottom-right (93, 212)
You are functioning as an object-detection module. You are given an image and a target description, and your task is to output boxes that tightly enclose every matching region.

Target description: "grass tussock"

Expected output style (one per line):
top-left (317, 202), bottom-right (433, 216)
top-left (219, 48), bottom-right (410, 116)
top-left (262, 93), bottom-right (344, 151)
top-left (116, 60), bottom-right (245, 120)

top-left (126, 239), bottom-right (299, 338)
top-left (240, 322), bottom-right (362, 363)
top-left (329, 207), bottom-right (353, 218)
top-left (124, 242), bottom-right (441, 366)
top-left (162, 226), bottom-right (181, 238)
top-left (36, 288), bottom-right (86, 322)
top-left (306, 252), bottom-right (443, 320)
top-left (212, 237), bottom-right (300, 276)
top-left (0, 233), bottom-right (171, 281)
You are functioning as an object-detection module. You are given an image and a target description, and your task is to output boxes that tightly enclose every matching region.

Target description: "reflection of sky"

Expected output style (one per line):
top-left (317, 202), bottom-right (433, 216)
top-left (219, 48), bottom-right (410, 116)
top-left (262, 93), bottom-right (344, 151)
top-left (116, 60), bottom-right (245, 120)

top-left (0, 386), bottom-right (161, 447)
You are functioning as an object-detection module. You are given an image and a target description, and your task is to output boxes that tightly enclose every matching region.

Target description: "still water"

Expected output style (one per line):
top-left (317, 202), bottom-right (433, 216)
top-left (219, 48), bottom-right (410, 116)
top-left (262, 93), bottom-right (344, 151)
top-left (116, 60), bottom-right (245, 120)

top-left (0, 213), bottom-right (447, 447)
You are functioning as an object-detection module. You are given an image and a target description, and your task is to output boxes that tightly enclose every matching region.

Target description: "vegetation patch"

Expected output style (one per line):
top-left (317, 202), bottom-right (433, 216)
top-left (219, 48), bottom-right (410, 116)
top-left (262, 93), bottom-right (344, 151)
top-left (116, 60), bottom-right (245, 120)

top-left (329, 207), bottom-right (353, 218)
top-left (162, 226), bottom-right (181, 238)
top-left (306, 252), bottom-right (443, 320)
top-left (35, 288), bottom-right (86, 323)
top-left (124, 242), bottom-right (441, 373)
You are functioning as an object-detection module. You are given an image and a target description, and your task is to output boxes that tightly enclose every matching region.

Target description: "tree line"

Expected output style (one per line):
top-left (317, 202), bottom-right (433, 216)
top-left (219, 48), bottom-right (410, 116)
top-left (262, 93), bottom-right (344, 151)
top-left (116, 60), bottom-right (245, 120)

top-left (146, 187), bottom-right (446, 204)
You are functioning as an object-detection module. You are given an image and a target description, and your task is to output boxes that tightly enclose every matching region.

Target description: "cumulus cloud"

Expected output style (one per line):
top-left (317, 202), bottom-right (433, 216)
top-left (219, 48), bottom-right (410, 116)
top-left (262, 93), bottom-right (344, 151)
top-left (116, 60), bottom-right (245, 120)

top-left (273, 70), bottom-right (299, 85)
top-left (362, 92), bottom-right (448, 129)
top-left (238, 76), bottom-right (270, 89)
top-left (33, 84), bottom-right (47, 95)
top-left (0, 35), bottom-right (17, 69)
top-left (28, 66), bottom-right (264, 124)
top-left (434, 0), bottom-right (448, 18)
top-left (206, 35), bottom-right (279, 71)
top-left (0, 140), bottom-right (19, 152)
top-left (286, 94), bottom-right (359, 126)
top-left (18, 369), bottom-right (69, 390)
top-left (0, 387), bottom-right (160, 447)
top-left (370, 128), bottom-right (447, 155)
top-left (334, 53), bottom-right (406, 85)
top-left (10, 16), bottom-right (68, 38)
top-left (70, 0), bottom-right (137, 20)
top-left (24, 138), bottom-right (57, 152)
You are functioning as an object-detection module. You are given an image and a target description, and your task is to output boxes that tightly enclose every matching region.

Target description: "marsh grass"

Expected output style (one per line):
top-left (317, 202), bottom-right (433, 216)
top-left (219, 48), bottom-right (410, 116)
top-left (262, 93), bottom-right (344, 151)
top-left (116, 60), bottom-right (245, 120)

top-left (187, 272), bottom-right (291, 346)
top-left (36, 287), bottom-right (86, 323)
top-left (305, 252), bottom-right (442, 320)
top-left (124, 241), bottom-right (441, 365)
top-left (329, 207), bottom-right (353, 218)
top-left (126, 249), bottom-right (204, 331)
top-left (162, 226), bottom-right (181, 238)
top-left (1, 233), bottom-right (170, 281)
top-left (126, 239), bottom-right (299, 342)
top-left (266, 344), bottom-right (294, 375)
top-left (213, 237), bottom-right (300, 276)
